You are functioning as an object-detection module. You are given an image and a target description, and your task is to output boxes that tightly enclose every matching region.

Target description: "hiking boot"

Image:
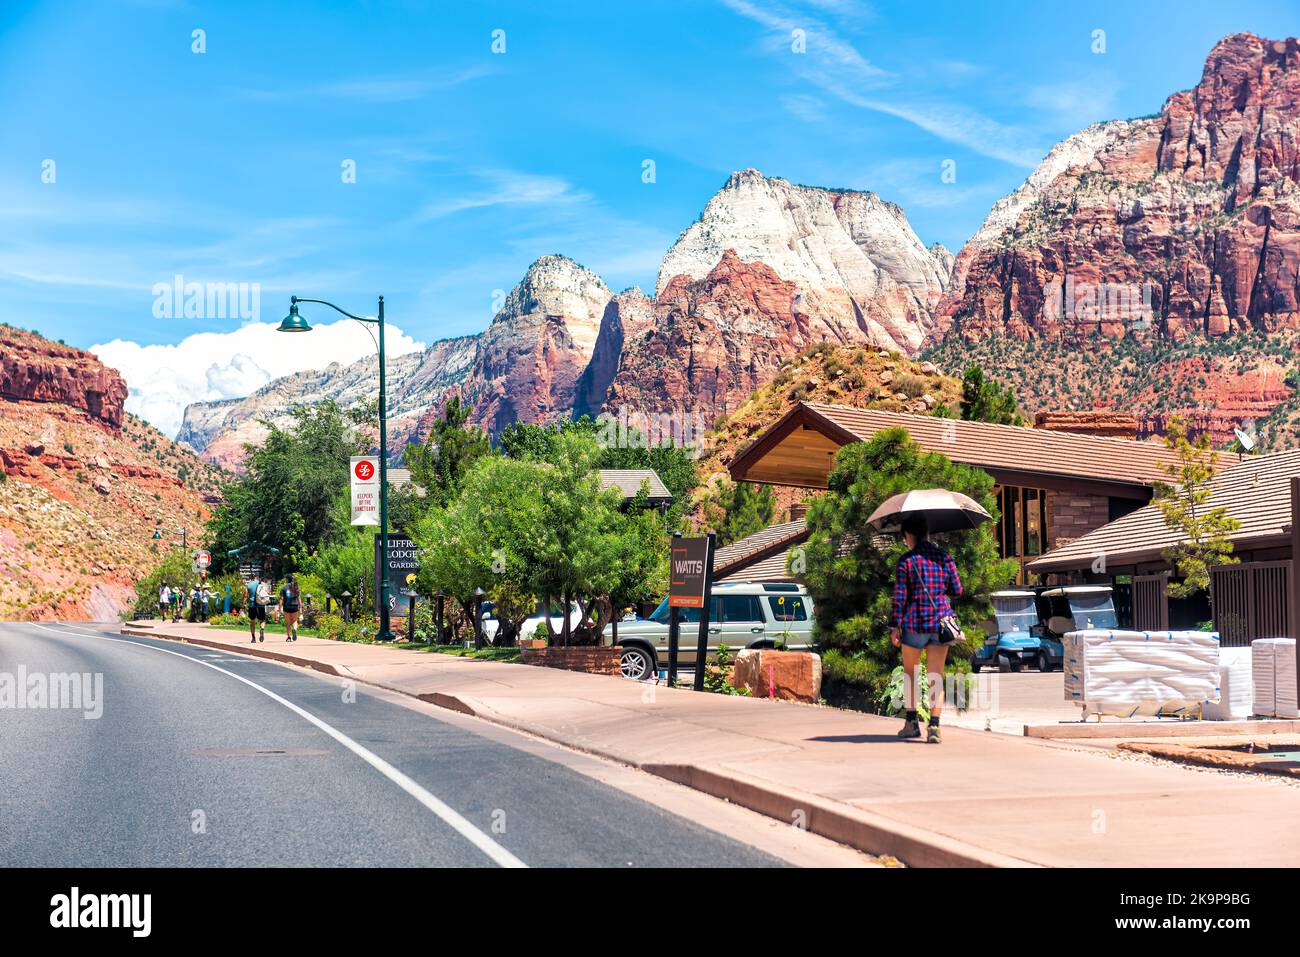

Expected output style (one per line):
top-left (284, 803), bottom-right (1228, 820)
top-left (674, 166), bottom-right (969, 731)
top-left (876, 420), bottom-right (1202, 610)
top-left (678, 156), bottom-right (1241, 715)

top-left (897, 718), bottom-right (921, 739)
top-left (927, 724), bottom-right (942, 744)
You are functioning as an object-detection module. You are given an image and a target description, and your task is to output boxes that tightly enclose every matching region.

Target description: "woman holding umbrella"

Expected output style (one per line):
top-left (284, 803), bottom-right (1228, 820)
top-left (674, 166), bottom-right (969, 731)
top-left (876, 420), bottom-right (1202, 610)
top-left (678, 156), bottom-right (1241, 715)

top-left (872, 489), bottom-right (988, 744)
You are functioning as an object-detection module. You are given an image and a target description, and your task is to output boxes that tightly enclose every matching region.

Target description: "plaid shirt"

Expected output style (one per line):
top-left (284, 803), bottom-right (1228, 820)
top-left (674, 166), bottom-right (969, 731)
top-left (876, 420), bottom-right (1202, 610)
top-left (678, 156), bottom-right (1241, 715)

top-left (889, 541), bottom-right (962, 632)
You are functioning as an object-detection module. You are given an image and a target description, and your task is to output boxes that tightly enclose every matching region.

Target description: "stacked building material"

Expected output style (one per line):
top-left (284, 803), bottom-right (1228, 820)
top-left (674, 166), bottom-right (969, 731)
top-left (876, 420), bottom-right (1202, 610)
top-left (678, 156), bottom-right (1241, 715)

top-left (1064, 629), bottom-right (1221, 718)
top-left (1252, 638), bottom-right (1299, 719)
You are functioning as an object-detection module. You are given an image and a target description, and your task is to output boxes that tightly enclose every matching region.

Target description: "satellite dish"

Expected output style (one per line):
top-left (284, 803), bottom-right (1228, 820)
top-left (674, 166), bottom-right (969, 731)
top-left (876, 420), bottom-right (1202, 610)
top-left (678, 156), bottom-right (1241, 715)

top-left (1234, 426), bottom-right (1257, 452)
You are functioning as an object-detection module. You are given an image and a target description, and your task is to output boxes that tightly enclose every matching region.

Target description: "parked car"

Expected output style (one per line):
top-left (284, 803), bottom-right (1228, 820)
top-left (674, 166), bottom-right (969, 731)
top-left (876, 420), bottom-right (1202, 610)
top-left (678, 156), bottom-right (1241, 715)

top-left (480, 601), bottom-right (583, 644)
top-left (971, 589), bottom-right (1053, 673)
top-left (605, 582), bottom-right (816, 681)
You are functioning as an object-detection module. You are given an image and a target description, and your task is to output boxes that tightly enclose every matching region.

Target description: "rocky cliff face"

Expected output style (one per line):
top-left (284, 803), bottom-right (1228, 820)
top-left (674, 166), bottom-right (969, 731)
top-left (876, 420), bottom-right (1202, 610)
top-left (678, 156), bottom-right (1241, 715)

top-left (457, 255), bottom-right (610, 435)
top-left (0, 325), bottom-right (127, 430)
top-left (183, 170), bottom-right (948, 454)
top-left (0, 327), bottom-right (222, 620)
top-left (180, 335), bottom-right (477, 468)
top-left (661, 169), bottom-right (948, 355)
top-left (603, 251), bottom-right (810, 421)
top-left (572, 288), bottom-right (657, 419)
top-left (941, 34), bottom-right (1300, 340)
top-left (932, 32), bottom-right (1300, 445)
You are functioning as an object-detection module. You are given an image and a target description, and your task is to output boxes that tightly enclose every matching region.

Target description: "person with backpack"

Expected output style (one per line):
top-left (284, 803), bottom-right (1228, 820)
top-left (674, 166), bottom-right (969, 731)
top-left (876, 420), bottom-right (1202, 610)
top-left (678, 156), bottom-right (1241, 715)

top-left (280, 575), bottom-right (302, 641)
top-left (888, 514), bottom-right (963, 744)
top-left (245, 575), bottom-right (266, 642)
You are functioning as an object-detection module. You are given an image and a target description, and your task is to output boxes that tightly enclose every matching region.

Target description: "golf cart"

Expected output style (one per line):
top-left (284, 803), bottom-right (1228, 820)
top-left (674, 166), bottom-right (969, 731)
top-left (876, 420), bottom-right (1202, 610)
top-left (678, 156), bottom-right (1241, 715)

top-left (971, 590), bottom-right (1050, 672)
top-left (1037, 586), bottom-right (1119, 665)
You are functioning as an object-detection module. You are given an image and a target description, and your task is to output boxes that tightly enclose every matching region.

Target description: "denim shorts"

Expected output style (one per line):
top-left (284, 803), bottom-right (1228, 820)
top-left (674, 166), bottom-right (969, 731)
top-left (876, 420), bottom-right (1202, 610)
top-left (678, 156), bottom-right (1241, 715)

top-left (901, 630), bottom-right (941, 649)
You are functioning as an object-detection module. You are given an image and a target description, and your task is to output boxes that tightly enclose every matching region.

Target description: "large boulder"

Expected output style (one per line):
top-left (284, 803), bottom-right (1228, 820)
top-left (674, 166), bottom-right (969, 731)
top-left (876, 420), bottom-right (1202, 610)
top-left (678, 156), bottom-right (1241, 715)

top-left (732, 649), bottom-right (822, 703)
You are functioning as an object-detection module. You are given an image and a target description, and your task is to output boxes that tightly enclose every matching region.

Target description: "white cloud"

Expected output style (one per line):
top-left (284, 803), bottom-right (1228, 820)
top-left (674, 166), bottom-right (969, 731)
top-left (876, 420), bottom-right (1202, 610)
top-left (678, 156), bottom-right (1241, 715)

top-left (413, 170), bottom-right (590, 221)
top-left (92, 319), bottom-right (424, 439)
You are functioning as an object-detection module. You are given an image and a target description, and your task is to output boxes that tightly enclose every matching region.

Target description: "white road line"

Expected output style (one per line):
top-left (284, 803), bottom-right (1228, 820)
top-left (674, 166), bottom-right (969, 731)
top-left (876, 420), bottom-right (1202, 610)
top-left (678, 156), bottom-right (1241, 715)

top-left (28, 623), bottom-right (527, 869)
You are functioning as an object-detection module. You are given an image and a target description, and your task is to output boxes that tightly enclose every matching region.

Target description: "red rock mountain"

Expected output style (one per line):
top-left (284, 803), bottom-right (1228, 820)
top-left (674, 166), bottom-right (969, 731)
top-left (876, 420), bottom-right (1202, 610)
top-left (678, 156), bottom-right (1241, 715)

top-left (454, 255), bottom-right (609, 436)
top-left (182, 171), bottom-right (951, 456)
top-left (0, 325), bottom-right (222, 620)
top-left (933, 32), bottom-right (1300, 445)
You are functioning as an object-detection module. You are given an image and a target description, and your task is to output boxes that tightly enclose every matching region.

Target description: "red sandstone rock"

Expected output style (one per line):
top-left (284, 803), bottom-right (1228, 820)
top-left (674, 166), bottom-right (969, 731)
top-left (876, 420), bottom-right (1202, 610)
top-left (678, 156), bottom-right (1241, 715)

top-left (602, 251), bottom-right (819, 425)
top-left (732, 649), bottom-right (823, 703)
top-left (943, 35), bottom-right (1300, 342)
top-left (1035, 410), bottom-right (1139, 439)
top-left (0, 324), bottom-right (126, 430)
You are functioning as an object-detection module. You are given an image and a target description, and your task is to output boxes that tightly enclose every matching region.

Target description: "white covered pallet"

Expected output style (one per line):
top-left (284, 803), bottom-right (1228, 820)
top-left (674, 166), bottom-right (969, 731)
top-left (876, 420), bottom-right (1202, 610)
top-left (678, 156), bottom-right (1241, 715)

top-left (1201, 646), bottom-right (1252, 720)
top-left (1063, 629), bottom-right (1221, 718)
top-left (1252, 638), bottom-right (1298, 719)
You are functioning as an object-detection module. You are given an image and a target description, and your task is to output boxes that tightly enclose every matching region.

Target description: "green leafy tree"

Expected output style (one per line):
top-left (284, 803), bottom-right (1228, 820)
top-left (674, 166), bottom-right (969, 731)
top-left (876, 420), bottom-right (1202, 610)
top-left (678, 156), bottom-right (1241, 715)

top-left (303, 526), bottom-right (375, 615)
top-left (800, 428), bottom-right (1016, 708)
top-left (414, 431), bottom-right (666, 646)
top-left (413, 454), bottom-right (547, 646)
top-left (698, 477), bottom-right (776, 545)
top-left (1153, 418), bottom-right (1241, 598)
top-left (500, 415), bottom-right (699, 528)
top-left (205, 401), bottom-right (368, 571)
top-left (960, 365), bottom-right (1024, 426)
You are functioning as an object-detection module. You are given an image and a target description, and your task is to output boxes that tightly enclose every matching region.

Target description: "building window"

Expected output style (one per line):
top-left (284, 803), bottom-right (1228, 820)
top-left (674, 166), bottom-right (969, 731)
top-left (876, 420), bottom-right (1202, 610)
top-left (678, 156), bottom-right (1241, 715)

top-left (997, 485), bottom-right (1049, 580)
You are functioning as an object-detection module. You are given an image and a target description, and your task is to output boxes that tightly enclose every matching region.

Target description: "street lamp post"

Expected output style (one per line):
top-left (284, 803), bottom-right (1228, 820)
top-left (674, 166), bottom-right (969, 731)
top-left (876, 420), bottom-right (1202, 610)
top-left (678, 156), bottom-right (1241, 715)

top-left (279, 294), bottom-right (395, 642)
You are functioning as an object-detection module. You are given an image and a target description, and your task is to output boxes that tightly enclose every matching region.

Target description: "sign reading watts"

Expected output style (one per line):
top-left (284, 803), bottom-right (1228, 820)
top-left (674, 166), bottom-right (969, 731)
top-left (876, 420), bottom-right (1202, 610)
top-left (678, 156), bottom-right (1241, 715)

top-left (668, 537), bottom-right (709, 608)
top-left (350, 456), bottom-right (380, 526)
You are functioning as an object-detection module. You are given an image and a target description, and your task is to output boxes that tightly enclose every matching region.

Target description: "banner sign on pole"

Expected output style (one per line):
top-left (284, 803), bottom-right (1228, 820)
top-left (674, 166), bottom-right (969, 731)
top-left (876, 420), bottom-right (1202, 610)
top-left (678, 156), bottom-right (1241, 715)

top-left (350, 456), bottom-right (380, 526)
top-left (374, 532), bottom-right (419, 618)
top-left (668, 536), bottom-right (710, 608)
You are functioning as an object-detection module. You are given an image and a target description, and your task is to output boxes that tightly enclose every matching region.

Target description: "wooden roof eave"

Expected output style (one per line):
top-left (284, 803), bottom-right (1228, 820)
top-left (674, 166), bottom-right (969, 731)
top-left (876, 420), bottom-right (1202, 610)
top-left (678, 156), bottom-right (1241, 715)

top-left (728, 402), bottom-right (873, 487)
top-left (1029, 531), bottom-right (1294, 574)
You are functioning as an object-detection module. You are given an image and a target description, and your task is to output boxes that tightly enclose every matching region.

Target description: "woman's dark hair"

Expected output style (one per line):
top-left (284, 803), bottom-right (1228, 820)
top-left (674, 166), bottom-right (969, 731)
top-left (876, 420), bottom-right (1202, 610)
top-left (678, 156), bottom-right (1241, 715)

top-left (901, 513), bottom-right (929, 539)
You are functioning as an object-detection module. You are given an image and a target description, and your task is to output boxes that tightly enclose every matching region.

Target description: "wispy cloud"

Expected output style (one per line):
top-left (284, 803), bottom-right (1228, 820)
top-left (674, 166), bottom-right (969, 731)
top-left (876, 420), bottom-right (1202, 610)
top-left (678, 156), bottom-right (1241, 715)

top-left (720, 0), bottom-right (1046, 168)
top-left (412, 170), bottom-right (591, 222)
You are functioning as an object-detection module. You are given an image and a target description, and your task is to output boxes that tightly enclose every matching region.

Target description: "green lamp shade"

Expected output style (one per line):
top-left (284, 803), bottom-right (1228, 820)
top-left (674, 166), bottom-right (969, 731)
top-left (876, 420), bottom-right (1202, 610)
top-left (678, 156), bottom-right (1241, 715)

top-left (277, 304), bottom-right (312, 332)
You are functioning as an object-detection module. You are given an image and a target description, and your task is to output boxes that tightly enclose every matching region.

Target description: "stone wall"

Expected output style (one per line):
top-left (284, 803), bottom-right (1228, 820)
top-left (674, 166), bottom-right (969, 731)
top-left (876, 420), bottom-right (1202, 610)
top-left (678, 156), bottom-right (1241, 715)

top-left (1046, 491), bottom-right (1112, 552)
top-left (520, 645), bottom-right (622, 676)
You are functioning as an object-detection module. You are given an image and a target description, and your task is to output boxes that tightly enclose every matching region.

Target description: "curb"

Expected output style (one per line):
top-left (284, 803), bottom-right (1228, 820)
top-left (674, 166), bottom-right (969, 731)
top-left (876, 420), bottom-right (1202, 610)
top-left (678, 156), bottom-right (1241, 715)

top-left (1025, 718), bottom-right (1300, 739)
top-left (122, 625), bottom-right (1037, 868)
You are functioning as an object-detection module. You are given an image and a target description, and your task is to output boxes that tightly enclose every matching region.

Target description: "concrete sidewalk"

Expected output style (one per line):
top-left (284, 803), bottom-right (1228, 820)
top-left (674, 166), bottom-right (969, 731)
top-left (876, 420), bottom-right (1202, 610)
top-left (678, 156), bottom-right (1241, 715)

top-left (121, 620), bottom-right (1300, 867)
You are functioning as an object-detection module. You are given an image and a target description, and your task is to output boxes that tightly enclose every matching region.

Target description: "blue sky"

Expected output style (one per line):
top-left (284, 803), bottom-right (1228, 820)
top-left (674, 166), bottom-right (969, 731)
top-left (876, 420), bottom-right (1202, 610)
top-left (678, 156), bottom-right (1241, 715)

top-left (2, 0), bottom-right (1297, 434)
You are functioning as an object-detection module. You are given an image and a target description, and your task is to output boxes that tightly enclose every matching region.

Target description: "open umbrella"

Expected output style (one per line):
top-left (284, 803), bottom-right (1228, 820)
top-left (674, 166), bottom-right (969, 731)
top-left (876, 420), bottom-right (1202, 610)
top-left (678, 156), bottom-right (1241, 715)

top-left (867, 488), bottom-right (992, 533)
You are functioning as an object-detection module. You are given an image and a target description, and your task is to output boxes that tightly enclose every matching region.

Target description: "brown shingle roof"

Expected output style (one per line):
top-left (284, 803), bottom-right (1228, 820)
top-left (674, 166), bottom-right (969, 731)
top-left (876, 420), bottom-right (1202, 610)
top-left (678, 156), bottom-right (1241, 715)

top-left (800, 403), bottom-right (1184, 488)
top-left (717, 545), bottom-right (801, 583)
top-left (713, 519), bottom-right (808, 575)
top-left (1029, 449), bottom-right (1300, 573)
top-left (597, 468), bottom-right (672, 501)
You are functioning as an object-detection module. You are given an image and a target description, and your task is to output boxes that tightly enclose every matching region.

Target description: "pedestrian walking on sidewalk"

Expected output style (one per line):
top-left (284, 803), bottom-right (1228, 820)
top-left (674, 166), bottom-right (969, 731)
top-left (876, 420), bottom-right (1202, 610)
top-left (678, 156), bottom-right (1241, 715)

top-left (281, 575), bottom-right (302, 641)
top-left (158, 583), bottom-right (170, 619)
top-left (245, 575), bottom-right (266, 642)
top-left (170, 585), bottom-right (182, 622)
top-left (888, 514), bottom-right (962, 744)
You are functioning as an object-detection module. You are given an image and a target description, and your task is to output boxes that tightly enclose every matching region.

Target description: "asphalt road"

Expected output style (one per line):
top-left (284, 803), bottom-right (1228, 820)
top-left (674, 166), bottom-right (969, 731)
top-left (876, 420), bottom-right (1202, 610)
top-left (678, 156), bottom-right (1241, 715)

top-left (0, 622), bottom-right (786, 868)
